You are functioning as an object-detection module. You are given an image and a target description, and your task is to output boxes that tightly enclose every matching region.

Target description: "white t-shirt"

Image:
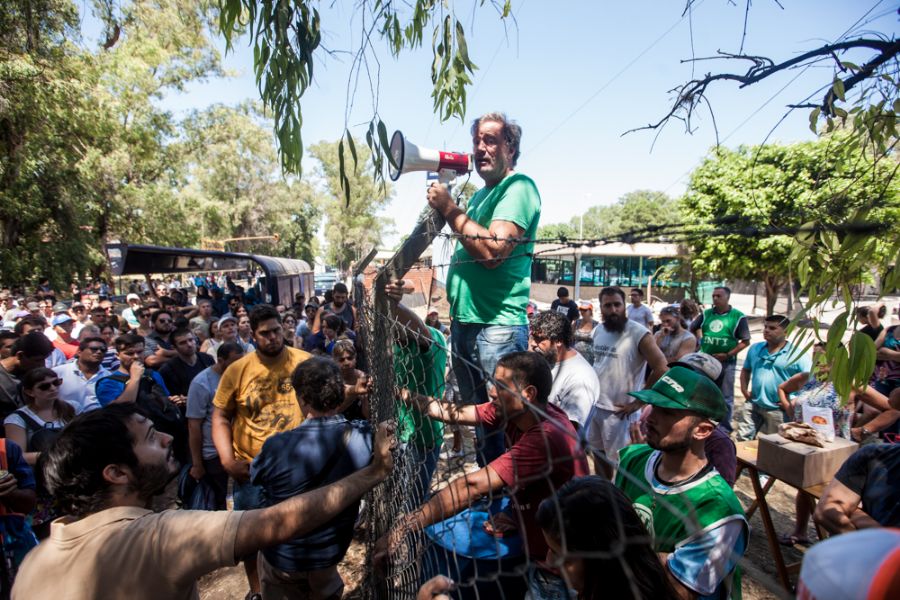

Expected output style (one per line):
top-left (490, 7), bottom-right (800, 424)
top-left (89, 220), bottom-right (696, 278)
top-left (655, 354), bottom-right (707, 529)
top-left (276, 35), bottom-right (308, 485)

top-left (592, 320), bottom-right (650, 410)
top-left (550, 352), bottom-right (600, 428)
top-left (4, 405), bottom-right (66, 432)
top-left (627, 303), bottom-right (654, 327)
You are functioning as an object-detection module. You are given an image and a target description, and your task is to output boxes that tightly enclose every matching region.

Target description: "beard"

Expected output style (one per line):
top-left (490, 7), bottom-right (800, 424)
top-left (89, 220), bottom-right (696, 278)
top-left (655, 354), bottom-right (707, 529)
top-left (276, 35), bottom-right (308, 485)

top-left (132, 448), bottom-right (178, 501)
top-left (646, 426), bottom-right (693, 453)
top-left (257, 339), bottom-right (285, 357)
top-left (602, 313), bottom-right (627, 333)
top-left (537, 346), bottom-right (557, 367)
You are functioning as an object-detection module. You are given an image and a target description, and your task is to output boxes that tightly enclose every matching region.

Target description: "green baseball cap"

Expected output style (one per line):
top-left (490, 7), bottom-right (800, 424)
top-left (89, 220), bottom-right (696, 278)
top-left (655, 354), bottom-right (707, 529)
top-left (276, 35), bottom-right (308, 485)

top-left (628, 365), bottom-right (726, 422)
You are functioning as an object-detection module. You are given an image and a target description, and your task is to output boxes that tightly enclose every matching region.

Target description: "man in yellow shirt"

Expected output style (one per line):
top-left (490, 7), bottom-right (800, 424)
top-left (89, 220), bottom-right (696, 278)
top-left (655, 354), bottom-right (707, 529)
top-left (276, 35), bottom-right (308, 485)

top-left (212, 304), bottom-right (311, 600)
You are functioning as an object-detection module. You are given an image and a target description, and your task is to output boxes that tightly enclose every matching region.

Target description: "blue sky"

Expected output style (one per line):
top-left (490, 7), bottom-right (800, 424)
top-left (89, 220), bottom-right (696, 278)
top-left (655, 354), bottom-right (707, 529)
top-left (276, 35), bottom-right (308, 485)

top-left (152, 1), bottom-right (896, 250)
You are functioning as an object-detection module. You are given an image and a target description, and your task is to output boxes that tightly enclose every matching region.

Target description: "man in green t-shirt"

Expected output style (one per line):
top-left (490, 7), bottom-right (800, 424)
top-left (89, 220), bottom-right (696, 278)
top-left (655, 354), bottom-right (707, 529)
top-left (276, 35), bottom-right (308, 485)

top-left (616, 366), bottom-right (748, 599)
top-left (689, 286), bottom-right (750, 433)
top-left (386, 285), bottom-right (447, 507)
top-left (426, 112), bottom-right (541, 466)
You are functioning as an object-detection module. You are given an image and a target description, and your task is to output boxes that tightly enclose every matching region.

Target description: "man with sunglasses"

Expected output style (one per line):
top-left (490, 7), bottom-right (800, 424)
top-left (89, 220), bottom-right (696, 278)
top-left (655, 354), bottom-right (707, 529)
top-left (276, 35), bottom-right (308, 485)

top-left (132, 308), bottom-right (153, 337)
top-left (737, 314), bottom-right (811, 441)
top-left (70, 302), bottom-right (89, 338)
top-left (53, 337), bottom-right (111, 414)
top-left (144, 310), bottom-right (178, 369)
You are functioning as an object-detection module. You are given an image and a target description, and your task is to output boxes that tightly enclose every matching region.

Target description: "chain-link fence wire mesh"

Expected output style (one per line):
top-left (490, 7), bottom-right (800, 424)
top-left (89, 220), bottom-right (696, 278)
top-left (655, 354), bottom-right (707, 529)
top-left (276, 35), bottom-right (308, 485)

top-left (347, 275), bottom-right (791, 600)
top-left (341, 194), bottom-right (842, 599)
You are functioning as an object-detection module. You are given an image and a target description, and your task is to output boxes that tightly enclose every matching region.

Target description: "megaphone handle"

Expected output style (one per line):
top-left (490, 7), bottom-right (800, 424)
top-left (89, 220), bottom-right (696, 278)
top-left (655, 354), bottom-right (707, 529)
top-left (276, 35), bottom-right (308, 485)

top-left (438, 169), bottom-right (455, 185)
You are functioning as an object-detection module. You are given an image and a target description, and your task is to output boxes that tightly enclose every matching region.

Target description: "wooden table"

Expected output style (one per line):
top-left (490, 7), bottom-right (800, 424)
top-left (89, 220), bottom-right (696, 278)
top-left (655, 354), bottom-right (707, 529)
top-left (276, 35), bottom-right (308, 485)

top-left (734, 440), bottom-right (829, 592)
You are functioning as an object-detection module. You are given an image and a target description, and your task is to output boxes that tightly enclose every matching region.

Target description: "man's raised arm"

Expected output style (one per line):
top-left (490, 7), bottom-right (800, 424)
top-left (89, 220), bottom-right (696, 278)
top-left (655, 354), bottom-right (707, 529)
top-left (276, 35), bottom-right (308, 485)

top-left (234, 421), bottom-right (396, 557)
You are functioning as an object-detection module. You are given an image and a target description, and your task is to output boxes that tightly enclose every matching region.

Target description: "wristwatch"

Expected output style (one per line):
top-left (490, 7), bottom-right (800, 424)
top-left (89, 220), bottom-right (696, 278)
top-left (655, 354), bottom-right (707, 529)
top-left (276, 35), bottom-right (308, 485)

top-left (861, 427), bottom-right (872, 437)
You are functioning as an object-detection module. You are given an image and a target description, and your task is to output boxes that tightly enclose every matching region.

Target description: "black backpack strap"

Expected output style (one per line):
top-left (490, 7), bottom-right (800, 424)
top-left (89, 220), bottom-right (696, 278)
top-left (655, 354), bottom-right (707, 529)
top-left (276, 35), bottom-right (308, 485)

top-left (12, 409), bottom-right (43, 433)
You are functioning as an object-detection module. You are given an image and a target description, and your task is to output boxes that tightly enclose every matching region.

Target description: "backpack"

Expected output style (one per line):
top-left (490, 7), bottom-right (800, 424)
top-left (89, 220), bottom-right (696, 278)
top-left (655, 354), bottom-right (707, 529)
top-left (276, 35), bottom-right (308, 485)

top-left (12, 410), bottom-right (62, 454)
top-left (105, 373), bottom-right (188, 462)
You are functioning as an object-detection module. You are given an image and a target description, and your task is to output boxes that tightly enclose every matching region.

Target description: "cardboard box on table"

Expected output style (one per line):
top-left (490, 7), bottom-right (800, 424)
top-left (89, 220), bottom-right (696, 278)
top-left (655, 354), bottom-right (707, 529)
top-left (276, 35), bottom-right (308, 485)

top-left (756, 433), bottom-right (858, 489)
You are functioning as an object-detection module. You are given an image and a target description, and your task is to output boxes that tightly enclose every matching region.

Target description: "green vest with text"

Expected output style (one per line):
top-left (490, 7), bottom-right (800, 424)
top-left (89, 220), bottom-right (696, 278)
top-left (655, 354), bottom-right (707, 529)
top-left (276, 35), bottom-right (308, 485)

top-left (616, 444), bottom-right (748, 600)
top-left (699, 307), bottom-right (744, 355)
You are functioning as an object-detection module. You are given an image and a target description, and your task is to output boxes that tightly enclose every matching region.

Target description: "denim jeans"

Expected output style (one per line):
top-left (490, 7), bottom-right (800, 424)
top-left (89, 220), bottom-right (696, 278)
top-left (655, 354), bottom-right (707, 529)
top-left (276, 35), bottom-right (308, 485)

top-left (408, 443), bottom-right (441, 508)
top-left (450, 321), bottom-right (529, 466)
top-left (717, 360), bottom-right (737, 433)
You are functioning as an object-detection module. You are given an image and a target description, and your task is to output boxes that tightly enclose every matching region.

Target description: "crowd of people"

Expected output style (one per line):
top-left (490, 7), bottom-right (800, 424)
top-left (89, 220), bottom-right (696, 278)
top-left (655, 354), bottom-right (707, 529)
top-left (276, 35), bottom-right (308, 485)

top-left (0, 112), bottom-right (896, 600)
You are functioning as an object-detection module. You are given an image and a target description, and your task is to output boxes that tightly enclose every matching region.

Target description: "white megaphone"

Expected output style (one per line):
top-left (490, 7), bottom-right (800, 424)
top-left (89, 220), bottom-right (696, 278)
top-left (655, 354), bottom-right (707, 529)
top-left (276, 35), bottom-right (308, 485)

top-left (388, 130), bottom-right (471, 184)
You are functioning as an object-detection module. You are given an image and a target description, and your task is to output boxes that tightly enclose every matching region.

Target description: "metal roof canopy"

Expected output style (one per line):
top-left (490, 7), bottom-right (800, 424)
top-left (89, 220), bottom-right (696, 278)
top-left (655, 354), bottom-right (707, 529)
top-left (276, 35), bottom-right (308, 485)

top-left (105, 243), bottom-right (311, 279)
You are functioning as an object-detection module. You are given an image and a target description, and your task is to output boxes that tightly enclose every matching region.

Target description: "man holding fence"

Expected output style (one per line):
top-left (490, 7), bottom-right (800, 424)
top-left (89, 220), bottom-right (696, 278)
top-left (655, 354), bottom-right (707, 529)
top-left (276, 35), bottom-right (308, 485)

top-left (426, 112), bottom-right (541, 466)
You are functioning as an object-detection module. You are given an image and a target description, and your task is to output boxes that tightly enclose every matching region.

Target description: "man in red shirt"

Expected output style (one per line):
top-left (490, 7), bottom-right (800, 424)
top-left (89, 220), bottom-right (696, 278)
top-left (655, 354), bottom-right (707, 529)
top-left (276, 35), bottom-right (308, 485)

top-left (377, 351), bottom-right (587, 594)
top-left (51, 314), bottom-right (79, 360)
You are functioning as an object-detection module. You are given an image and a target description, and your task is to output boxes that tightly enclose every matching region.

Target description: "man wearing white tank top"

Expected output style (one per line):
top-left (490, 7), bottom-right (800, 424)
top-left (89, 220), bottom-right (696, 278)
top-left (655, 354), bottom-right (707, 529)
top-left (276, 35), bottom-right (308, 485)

top-left (588, 287), bottom-right (668, 477)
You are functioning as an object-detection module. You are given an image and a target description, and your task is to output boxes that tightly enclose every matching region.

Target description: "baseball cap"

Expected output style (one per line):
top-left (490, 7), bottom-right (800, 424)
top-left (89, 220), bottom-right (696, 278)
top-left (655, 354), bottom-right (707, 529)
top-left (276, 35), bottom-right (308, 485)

top-left (628, 365), bottom-right (726, 422)
top-left (52, 302), bottom-right (69, 314)
top-left (578, 300), bottom-right (593, 309)
top-left (126, 293), bottom-right (140, 302)
top-left (428, 309), bottom-right (439, 316)
top-left (670, 352), bottom-right (722, 381)
top-left (26, 302), bottom-right (40, 311)
top-left (51, 314), bottom-right (74, 327)
top-left (217, 315), bottom-right (238, 325)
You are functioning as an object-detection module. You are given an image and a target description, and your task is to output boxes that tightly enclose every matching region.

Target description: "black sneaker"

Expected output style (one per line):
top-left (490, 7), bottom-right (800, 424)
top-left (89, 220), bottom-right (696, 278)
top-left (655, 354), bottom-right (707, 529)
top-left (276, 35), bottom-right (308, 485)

top-left (244, 593), bottom-right (262, 600)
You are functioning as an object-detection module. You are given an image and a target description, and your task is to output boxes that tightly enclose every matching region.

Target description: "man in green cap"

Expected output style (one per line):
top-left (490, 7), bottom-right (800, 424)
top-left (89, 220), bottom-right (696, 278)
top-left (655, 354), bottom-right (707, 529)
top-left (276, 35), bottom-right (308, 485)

top-left (615, 366), bottom-right (748, 600)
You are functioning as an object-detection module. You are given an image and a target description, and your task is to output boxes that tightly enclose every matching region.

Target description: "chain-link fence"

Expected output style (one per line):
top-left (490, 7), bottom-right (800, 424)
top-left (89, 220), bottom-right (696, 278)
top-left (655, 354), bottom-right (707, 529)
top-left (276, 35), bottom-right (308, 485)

top-left (343, 206), bottom-right (810, 600)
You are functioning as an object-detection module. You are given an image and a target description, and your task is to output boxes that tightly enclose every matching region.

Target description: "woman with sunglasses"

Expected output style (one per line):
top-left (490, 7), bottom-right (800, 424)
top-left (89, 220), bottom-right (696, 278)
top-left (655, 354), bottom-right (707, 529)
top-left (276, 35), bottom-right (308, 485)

top-left (572, 301), bottom-right (599, 365)
top-left (4, 368), bottom-right (76, 538)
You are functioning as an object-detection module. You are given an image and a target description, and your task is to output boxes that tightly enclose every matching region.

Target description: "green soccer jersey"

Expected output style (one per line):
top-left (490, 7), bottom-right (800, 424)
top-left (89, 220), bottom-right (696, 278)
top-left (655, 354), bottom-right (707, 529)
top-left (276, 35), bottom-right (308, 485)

top-left (699, 307), bottom-right (745, 356)
top-left (446, 173), bottom-right (541, 326)
top-left (394, 325), bottom-right (447, 449)
top-left (616, 444), bottom-right (748, 599)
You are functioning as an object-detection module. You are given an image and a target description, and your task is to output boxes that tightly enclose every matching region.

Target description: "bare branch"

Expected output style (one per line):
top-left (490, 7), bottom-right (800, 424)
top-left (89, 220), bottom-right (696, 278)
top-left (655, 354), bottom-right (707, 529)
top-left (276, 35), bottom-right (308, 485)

top-left (626, 37), bottom-right (900, 136)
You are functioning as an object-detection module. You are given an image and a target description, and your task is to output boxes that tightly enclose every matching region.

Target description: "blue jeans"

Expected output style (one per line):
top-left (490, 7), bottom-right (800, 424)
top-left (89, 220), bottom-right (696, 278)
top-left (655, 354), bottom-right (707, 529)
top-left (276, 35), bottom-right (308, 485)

top-left (717, 360), bottom-right (737, 433)
top-left (233, 479), bottom-right (265, 511)
top-left (451, 321), bottom-right (529, 466)
top-left (408, 444), bottom-right (441, 508)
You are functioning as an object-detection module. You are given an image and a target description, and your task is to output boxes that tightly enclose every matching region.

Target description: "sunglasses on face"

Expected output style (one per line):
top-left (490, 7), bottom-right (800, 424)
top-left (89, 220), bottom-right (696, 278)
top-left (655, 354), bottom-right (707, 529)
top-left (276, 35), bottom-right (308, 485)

top-left (36, 379), bottom-right (63, 391)
top-left (84, 346), bottom-right (107, 353)
top-left (156, 319), bottom-right (173, 324)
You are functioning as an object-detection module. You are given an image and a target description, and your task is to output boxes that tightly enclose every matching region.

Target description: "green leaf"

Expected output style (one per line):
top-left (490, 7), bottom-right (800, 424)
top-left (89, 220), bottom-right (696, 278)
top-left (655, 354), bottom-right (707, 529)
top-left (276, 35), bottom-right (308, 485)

top-left (346, 129), bottom-right (358, 170)
top-left (825, 311), bottom-right (847, 358)
top-left (831, 346), bottom-right (850, 401)
top-left (832, 77), bottom-right (846, 102)
top-left (377, 120), bottom-right (396, 170)
top-left (808, 107), bottom-right (820, 133)
top-left (847, 332), bottom-right (876, 391)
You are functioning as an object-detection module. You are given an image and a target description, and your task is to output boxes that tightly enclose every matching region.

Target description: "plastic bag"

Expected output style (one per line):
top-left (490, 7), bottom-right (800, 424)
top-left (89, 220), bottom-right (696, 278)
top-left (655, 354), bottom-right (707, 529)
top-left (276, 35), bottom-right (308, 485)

top-left (802, 405), bottom-right (835, 442)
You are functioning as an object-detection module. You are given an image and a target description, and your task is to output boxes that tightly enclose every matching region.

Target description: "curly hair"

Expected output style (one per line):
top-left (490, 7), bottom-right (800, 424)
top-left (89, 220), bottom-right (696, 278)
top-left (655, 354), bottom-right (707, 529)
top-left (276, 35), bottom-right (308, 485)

top-left (291, 357), bottom-right (346, 413)
top-left (530, 310), bottom-right (573, 347)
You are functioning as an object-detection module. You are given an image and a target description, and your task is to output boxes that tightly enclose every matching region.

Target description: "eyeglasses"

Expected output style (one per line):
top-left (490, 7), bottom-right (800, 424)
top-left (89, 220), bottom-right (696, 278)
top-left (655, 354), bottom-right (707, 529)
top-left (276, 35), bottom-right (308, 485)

top-left (36, 379), bottom-right (63, 391)
top-left (84, 346), bottom-right (107, 353)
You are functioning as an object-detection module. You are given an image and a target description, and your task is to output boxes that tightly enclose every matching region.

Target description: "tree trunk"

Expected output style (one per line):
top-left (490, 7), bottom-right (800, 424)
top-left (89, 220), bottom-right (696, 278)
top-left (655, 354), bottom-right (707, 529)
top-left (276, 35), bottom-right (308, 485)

top-left (763, 274), bottom-right (782, 315)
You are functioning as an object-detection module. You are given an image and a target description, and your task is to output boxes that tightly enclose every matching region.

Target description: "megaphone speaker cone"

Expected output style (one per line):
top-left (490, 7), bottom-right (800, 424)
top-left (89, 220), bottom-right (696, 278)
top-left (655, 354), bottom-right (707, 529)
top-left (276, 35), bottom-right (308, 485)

top-left (389, 130), bottom-right (405, 181)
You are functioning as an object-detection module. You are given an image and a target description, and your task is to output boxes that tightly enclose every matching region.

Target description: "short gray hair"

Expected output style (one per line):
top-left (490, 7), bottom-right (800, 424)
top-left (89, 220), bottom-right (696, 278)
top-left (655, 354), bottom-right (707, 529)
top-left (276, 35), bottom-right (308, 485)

top-left (471, 112), bottom-right (522, 166)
